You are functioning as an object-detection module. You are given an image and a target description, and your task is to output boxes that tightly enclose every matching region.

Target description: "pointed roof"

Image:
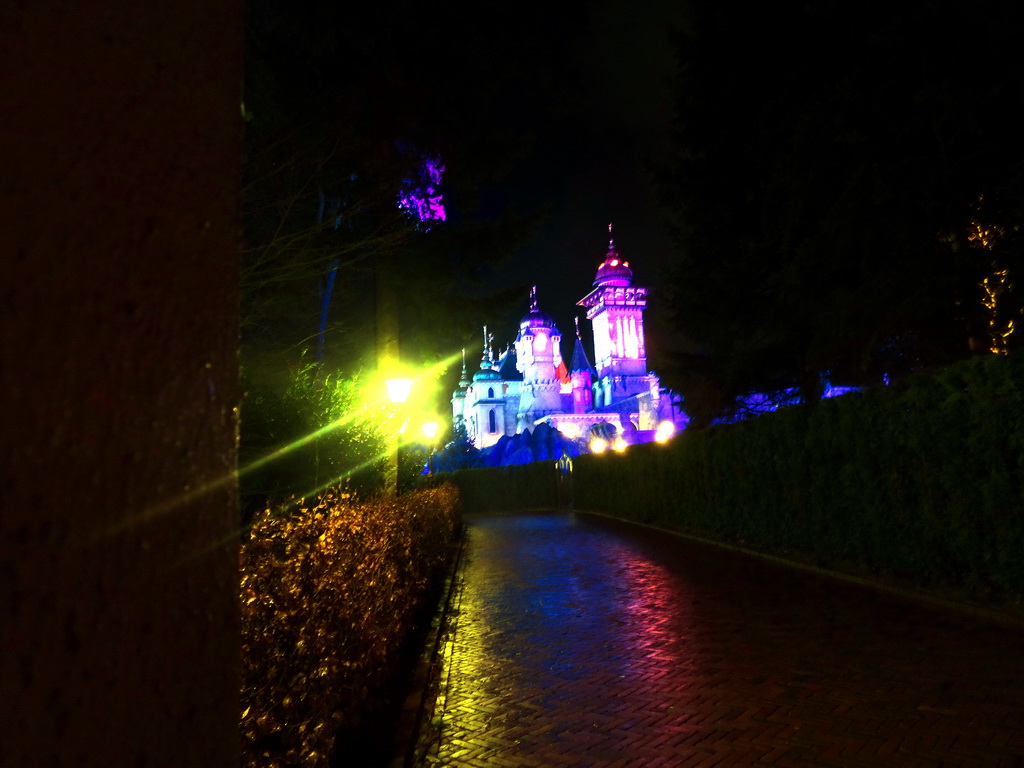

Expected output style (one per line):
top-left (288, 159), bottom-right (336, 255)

top-left (496, 346), bottom-right (523, 381)
top-left (473, 325), bottom-right (501, 382)
top-left (569, 318), bottom-right (596, 375)
top-left (592, 223), bottom-right (634, 287)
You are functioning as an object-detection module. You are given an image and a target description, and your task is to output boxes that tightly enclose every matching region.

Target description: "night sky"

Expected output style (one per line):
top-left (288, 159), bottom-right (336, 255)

top-left (250, 0), bottom-right (1024, 403)
top-left (446, 1), bottom-right (689, 362)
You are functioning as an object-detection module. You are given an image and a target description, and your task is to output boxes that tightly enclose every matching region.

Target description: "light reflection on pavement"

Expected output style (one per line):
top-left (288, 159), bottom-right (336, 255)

top-left (422, 512), bottom-right (1024, 767)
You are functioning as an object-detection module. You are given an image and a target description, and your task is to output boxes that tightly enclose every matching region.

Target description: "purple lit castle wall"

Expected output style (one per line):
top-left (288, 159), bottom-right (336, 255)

top-left (452, 227), bottom-right (686, 464)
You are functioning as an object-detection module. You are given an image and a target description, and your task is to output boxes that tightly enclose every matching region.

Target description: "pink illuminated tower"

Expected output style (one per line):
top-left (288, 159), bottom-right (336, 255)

top-left (515, 286), bottom-right (565, 430)
top-left (577, 225), bottom-right (657, 409)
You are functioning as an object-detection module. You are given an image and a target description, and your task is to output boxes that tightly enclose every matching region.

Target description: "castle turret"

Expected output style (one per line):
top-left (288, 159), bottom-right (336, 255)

top-left (515, 287), bottom-right (563, 430)
top-left (577, 225), bottom-right (657, 409)
top-left (464, 327), bottom-right (511, 448)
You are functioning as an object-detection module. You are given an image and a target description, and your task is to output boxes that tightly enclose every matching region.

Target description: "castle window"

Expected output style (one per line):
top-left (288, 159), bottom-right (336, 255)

top-left (488, 409), bottom-right (497, 433)
top-left (488, 387), bottom-right (494, 399)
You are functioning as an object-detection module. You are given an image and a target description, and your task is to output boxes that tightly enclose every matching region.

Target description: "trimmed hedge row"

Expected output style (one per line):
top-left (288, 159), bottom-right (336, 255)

top-left (448, 461), bottom-right (559, 513)
top-left (240, 483), bottom-right (460, 768)
top-left (574, 352), bottom-right (1024, 597)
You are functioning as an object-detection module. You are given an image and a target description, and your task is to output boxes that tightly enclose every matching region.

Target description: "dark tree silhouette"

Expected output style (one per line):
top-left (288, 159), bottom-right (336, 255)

top-left (657, 0), bottom-right (1024, 425)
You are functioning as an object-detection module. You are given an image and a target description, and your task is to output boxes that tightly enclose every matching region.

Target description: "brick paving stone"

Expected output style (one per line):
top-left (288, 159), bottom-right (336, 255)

top-left (420, 512), bottom-right (1024, 767)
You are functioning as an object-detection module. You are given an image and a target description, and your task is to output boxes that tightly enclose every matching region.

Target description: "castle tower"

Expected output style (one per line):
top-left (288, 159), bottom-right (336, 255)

top-left (577, 225), bottom-right (653, 408)
top-left (464, 326), bottom-right (509, 449)
top-left (515, 287), bottom-right (564, 430)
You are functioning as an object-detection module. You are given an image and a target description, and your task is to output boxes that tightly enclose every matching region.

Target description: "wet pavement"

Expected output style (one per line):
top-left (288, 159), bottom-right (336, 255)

top-left (420, 511), bottom-right (1024, 767)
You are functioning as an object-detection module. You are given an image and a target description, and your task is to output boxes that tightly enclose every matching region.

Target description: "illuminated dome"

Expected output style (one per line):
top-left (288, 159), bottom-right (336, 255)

top-left (593, 244), bottom-right (633, 287)
top-left (518, 286), bottom-right (560, 334)
top-left (473, 366), bottom-right (501, 383)
top-left (520, 307), bottom-right (557, 330)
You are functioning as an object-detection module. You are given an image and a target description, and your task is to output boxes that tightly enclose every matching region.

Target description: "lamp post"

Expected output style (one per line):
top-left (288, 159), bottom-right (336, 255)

top-left (421, 420), bottom-right (439, 476)
top-left (384, 377), bottom-right (413, 496)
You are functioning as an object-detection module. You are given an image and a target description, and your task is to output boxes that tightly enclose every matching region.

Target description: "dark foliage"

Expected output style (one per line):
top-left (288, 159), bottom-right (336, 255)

top-left (657, 0), bottom-right (1024, 424)
top-left (449, 461), bottom-right (560, 514)
top-left (574, 352), bottom-right (1024, 600)
top-left (431, 420), bottom-right (484, 474)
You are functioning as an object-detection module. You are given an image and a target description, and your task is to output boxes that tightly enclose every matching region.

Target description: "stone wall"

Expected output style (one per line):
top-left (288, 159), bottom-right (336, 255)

top-left (0, 3), bottom-right (242, 766)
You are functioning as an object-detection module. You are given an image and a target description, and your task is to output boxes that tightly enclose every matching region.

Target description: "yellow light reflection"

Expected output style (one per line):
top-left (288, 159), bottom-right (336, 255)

top-left (655, 420), bottom-right (676, 443)
top-left (558, 422), bottom-right (581, 439)
top-left (589, 437), bottom-right (608, 453)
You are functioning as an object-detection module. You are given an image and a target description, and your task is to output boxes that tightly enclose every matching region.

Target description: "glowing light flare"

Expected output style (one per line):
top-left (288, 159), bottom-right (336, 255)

top-left (385, 378), bottom-right (413, 404)
top-left (372, 351), bottom-right (459, 412)
top-left (589, 437), bottom-right (609, 453)
top-left (612, 437), bottom-right (628, 453)
top-left (110, 351), bottom-right (466, 539)
top-left (421, 421), bottom-right (440, 441)
top-left (558, 422), bottom-right (581, 439)
top-left (655, 420), bottom-right (676, 443)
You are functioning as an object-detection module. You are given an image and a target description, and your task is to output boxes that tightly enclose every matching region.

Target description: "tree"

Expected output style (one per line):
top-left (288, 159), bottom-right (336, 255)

top-left (657, 0), bottom-right (1024, 425)
top-left (432, 421), bottom-right (483, 473)
top-left (239, 1), bottom-right (578, 502)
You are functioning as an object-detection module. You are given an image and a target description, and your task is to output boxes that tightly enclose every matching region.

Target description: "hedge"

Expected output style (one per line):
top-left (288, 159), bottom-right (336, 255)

top-left (572, 352), bottom-right (1024, 598)
top-left (447, 461), bottom-right (559, 513)
top-left (240, 483), bottom-right (460, 768)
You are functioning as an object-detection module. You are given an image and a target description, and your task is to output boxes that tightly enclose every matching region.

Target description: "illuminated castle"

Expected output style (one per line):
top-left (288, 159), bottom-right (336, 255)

top-left (451, 228), bottom-right (685, 461)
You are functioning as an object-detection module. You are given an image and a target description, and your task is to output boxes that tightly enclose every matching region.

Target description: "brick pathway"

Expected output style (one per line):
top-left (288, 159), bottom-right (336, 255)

top-left (418, 512), bottom-right (1024, 767)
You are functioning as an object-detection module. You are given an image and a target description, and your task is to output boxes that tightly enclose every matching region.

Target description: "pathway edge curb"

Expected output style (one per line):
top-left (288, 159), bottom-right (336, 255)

top-left (391, 522), bottom-right (469, 768)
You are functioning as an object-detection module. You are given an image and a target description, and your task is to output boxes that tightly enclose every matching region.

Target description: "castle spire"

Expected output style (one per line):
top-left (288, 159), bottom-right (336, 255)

top-left (530, 284), bottom-right (538, 312)
top-left (608, 222), bottom-right (614, 250)
top-left (479, 325), bottom-right (495, 368)
top-left (458, 347), bottom-right (471, 387)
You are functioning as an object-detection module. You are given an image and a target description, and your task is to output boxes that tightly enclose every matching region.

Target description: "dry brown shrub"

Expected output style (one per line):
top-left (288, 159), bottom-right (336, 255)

top-left (240, 483), bottom-right (459, 768)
